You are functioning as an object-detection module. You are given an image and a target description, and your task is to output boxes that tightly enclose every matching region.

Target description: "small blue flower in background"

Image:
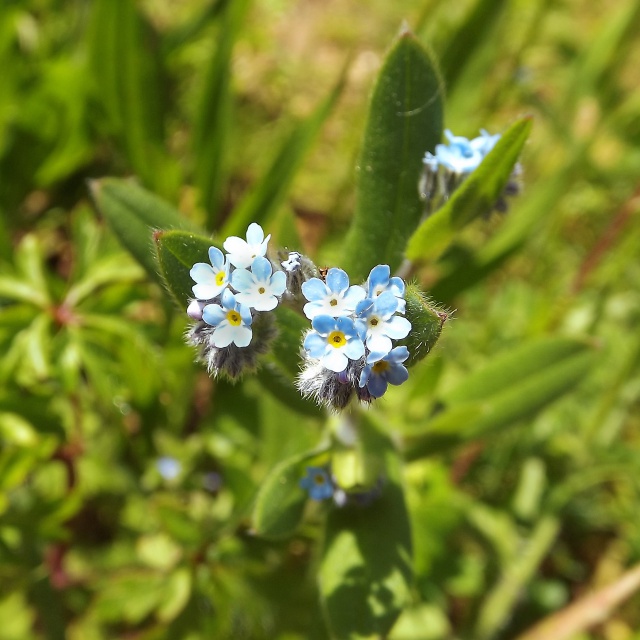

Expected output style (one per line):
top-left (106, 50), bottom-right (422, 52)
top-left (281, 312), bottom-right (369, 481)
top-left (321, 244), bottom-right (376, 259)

top-left (359, 346), bottom-right (410, 398)
top-left (355, 292), bottom-right (411, 361)
top-left (231, 256), bottom-right (286, 311)
top-left (202, 289), bottom-right (253, 347)
top-left (301, 268), bottom-right (366, 320)
top-left (190, 246), bottom-right (230, 300)
top-left (365, 264), bottom-right (407, 314)
top-left (303, 315), bottom-right (365, 373)
top-left (300, 466), bottom-right (334, 501)
top-left (156, 456), bottom-right (181, 481)
top-left (470, 128), bottom-right (501, 156)
top-left (434, 130), bottom-right (484, 175)
top-left (223, 222), bottom-right (271, 269)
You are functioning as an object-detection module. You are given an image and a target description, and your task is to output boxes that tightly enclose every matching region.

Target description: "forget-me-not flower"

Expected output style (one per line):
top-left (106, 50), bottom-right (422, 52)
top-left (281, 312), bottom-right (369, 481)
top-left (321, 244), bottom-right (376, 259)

top-left (359, 346), bottom-right (410, 398)
top-left (156, 456), bottom-right (181, 481)
top-left (365, 264), bottom-right (406, 314)
top-left (301, 268), bottom-right (366, 320)
top-left (354, 292), bottom-right (411, 360)
top-left (470, 129), bottom-right (501, 156)
top-left (300, 466), bottom-right (334, 501)
top-left (202, 289), bottom-right (253, 348)
top-left (223, 223), bottom-right (271, 269)
top-left (190, 246), bottom-right (230, 300)
top-left (434, 130), bottom-right (484, 175)
top-left (303, 315), bottom-right (365, 373)
top-left (231, 256), bottom-right (286, 311)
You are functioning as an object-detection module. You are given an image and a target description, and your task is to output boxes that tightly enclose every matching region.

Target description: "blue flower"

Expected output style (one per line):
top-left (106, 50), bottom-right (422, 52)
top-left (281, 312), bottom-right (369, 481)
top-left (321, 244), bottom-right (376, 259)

top-left (301, 268), bottom-right (366, 320)
top-left (434, 130), bottom-right (484, 174)
top-left (156, 456), bottom-right (181, 480)
top-left (470, 129), bottom-right (501, 156)
top-left (365, 264), bottom-right (406, 314)
top-left (300, 466), bottom-right (334, 501)
top-left (303, 315), bottom-right (365, 373)
top-left (359, 346), bottom-right (410, 398)
top-left (354, 292), bottom-right (411, 360)
top-left (231, 256), bottom-right (286, 311)
top-left (190, 246), bottom-right (230, 300)
top-left (223, 222), bottom-right (271, 269)
top-left (202, 289), bottom-right (253, 348)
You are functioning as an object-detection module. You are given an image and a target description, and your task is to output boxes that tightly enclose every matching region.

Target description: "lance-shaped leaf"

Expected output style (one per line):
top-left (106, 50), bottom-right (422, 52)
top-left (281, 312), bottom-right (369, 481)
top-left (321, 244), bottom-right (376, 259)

top-left (320, 418), bottom-right (412, 639)
top-left (342, 29), bottom-right (444, 281)
top-left (406, 116), bottom-right (532, 263)
top-left (405, 338), bottom-right (597, 459)
top-left (252, 447), bottom-right (330, 539)
top-left (90, 178), bottom-right (195, 282)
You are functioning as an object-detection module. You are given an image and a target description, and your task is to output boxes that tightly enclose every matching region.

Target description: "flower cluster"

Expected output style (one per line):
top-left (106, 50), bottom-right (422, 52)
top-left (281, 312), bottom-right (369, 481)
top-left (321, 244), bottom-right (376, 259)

top-left (297, 264), bottom-right (411, 409)
top-left (186, 223), bottom-right (285, 378)
top-left (419, 128), bottom-right (521, 213)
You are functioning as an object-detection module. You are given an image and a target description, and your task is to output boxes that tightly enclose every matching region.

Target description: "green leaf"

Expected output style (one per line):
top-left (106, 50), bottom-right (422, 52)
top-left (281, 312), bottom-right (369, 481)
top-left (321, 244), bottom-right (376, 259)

top-left (252, 448), bottom-right (328, 539)
top-left (320, 418), bottom-right (412, 639)
top-left (406, 116), bottom-right (532, 263)
top-left (193, 0), bottom-right (251, 228)
top-left (399, 284), bottom-right (448, 367)
top-left (154, 230), bottom-right (218, 307)
top-left (405, 340), bottom-right (597, 459)
top-left (222, 62), bottom-right (348, 238)
top-left (342, 30), bottom-right (444, 280)
top-left (90, 178), bottom-right (194, 282)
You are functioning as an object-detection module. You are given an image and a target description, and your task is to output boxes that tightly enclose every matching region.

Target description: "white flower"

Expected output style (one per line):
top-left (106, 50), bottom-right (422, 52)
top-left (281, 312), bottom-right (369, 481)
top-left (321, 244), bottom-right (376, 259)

top-left (190, 247), bottom-right (230, 300)
top-left (223, 223), bottom-right (271, 269)
top-left (231, 256), bottom-right (286, 311)
top-left (202, 289), bottom-right (253, 348)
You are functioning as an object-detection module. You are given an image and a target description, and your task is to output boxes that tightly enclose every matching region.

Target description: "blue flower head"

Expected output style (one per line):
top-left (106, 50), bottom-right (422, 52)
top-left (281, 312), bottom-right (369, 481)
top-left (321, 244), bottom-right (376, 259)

top-left (303, 315), bottom-right (365, 373)
top-left (301, 268), bottom-right (366, 320)
top-left (300, 466), bottom-right (334, 501)
top-left (202, 289), bottom-right (253, 348)
top-left (231, 256), bottom-right (286, 311)
top-left (365, 264), bottom-right (407, 313)
top-left (354, 291), bottom-right (411, 361)
top-left (190, 246), bottom-right (230, 300)
top-left (359, 346), bottom-right (410, 398)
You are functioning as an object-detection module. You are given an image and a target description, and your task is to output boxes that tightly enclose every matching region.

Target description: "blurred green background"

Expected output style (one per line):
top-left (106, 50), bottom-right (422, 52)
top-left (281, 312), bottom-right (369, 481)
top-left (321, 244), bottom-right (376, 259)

top-left (1, 0), bottom-right (640, 638)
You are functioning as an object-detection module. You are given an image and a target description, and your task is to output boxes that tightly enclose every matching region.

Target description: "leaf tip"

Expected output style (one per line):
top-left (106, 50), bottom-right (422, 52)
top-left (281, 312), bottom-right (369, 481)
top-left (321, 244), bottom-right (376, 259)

top-left (398, 20), bottom-right (414, 38)
top-left (153, 229), bottom-right (165, 244)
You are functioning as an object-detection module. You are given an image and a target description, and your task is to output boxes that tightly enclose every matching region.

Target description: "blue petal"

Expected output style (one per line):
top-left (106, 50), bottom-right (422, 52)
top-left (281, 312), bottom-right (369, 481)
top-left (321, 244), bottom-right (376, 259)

top-left (312, 315), bottom-right (338, 335)
top-left (366, 349), bottom-right (389, 364)
top-left (368, 264), bottom-right (389, 291)
top-left (385, 362), bottom-right (409, 386)
top-left (202, 304), bottom-right (225, 326)
top-left (190, 262), bottom-right (214, 283)
top-left (354, 319), bottom-right (367, 341)
top-left (388, 276), bottom-right (405, 296)
top-left (386, 346), bottom-right (409, 363)
top-left (239, 304), bottom-right (253, 325)
top-left (372, 291), bottom-right (398, 317)
top-left (322, 349), bottom-right (348, 373)
top-left (359, 364), bottom-right (372, 388)
top-left (385, 316), bottom-right (411, 340)
top-left (246, 222), bottom-right (264, 245)
top-left (355, 298), bottom-right (374, 317)
top-left (304, 331), bottom-right (327, 357)
top-left (231, 268), bottom-right (254, 292)
top-left (221, 288), bottom-right (236, 310)
top-left (335, 316), bottom-right (356, 336)
top-left (367, 374), bottom-right (388, 398)
top-left (269, 270), bottom-right (287, 295)
top-left (251, 255), bottom-right (271, 281)
top-left (343, 285), bottom-right (367, 307)
top-left (343, 337), bottom-right (365, 360)
top-left (325, 268), bottom-right (349, 294)
top-left (208, 246), bottom-right (225, 269)
top-left (301, 278), bottom-right (328, 302)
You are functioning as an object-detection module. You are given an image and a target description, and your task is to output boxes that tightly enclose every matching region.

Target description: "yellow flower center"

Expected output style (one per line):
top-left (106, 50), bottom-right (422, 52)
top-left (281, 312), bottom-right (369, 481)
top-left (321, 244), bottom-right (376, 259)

top-left (226, 310), bottom-right (242, 326)
top-left (215, 271), bottom-right (226, 286)
top-left (372, 360), bottom-right (389, 374)
top-left (329, 298), bottom-right (338, 307)
top-left (327, 331), bottom-right (347, 348)
top-left (258, 286), bottom-right (266, 294)
top-left (369, 317), bottom-right (379, 327)
top-left (314, 474), bottom-right (326, 485)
